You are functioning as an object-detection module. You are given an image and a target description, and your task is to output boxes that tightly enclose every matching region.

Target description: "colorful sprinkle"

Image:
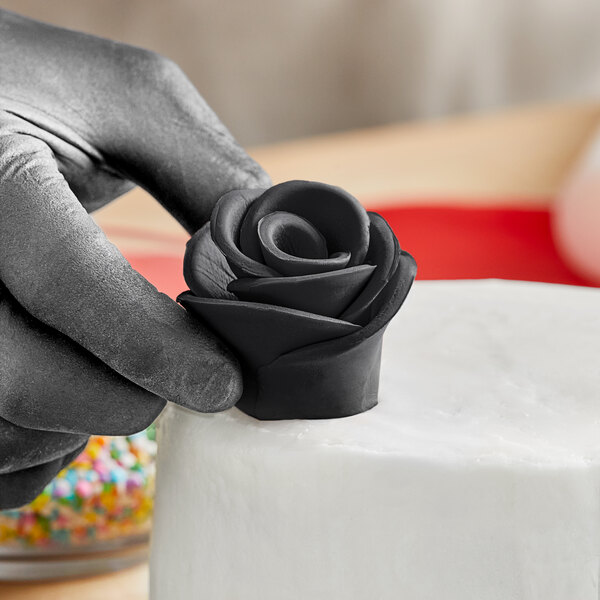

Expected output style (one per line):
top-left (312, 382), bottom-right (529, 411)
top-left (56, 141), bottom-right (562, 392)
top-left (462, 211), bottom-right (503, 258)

top-left (0, 430), bottom-right (156, 550)
top-left (52, 479), bottom-right (72, 499)
top-left (74, 480), bottom-right (93, 499)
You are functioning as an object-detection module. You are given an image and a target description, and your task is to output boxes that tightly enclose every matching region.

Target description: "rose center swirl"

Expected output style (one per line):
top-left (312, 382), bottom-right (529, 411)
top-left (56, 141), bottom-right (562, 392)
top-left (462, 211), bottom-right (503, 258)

top-left (257, 212), bottom-right (351, 276)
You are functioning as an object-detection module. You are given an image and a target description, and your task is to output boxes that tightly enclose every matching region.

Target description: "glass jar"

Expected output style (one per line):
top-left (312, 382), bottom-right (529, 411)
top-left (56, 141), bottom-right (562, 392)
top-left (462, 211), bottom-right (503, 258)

top-left (0, 427), bottom-right (156, 580)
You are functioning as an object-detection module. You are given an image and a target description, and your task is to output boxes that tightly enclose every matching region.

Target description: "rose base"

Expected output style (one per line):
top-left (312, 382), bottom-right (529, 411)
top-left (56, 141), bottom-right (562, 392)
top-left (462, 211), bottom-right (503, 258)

top-left (235, 326), bottom-right (386, 420)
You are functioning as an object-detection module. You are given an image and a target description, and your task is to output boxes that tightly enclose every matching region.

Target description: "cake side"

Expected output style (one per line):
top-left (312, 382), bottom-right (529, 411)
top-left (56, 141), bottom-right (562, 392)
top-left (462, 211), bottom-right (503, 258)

top-left (151, 280), bottom-right (600, 600)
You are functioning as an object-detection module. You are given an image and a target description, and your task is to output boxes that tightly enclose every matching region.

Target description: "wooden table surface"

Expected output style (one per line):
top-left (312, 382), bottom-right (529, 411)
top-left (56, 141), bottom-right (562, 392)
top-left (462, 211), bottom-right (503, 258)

top-left (1, 101), bottom-right (599, 599)
top-left (94, 101), bottom-right (600, 256)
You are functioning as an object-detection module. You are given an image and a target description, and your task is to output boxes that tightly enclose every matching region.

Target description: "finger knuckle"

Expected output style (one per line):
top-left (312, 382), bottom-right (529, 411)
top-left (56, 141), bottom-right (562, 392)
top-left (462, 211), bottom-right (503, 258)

top-left (117, 46), bottom-right (185, 89)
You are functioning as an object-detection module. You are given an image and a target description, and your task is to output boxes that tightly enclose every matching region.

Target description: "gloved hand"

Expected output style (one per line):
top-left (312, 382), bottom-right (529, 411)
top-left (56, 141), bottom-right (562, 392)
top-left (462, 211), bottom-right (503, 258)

top-left (0, 9), bottom-right (270, 508)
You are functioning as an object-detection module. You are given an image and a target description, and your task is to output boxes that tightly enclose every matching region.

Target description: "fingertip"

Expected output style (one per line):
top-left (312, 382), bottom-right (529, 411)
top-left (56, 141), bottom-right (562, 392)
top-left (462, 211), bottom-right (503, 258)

top-left (0, 441), bottom-right (87, 510)
top-left (197, 353), bottom-right (244, 412)
top-left (208, 355), bottom-right (244, 412)
top-left (172, 351), bottom-right (243, 414)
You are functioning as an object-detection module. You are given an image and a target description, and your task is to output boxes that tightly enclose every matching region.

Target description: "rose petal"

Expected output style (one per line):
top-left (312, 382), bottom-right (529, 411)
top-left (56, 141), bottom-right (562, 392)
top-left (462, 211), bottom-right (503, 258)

top-left (340, 212), bottom-right (402, 325)
top-left (236, 251), bottom-right (416, 420)
top-left (258, 211), bottom-right (351, 276)
top-left (259, 212), bottom-right (328, 258)
top-left (183, 223), bottom-right (237, 300)
top-left (228, 264), bottom-right (375, 318)
top-left (210, 188), bottom-right (279, 278)
top-left (239, 325), bottom-right (384, 420)
top-left (239, 180), bottom-right (370, 267)
top-left (177, 292), bottom-right (359, 369)
top-left (369, 250), bottom-right (417, 321)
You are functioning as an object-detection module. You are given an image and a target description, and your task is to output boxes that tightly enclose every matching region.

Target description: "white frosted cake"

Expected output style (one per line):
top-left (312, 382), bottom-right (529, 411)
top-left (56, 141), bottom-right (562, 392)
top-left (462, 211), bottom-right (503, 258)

top-left (150, 280), bottom-right (600, 599)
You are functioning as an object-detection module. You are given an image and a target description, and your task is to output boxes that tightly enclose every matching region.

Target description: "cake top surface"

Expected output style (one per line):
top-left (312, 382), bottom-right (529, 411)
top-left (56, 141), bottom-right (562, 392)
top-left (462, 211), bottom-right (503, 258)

top-left (173, 280), bottom-right (600, 466)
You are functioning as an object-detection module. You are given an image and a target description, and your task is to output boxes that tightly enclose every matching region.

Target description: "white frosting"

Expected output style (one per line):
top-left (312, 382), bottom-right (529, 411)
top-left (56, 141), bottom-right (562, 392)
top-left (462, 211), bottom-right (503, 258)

top-left (150, 280), bottom-right (600, 599)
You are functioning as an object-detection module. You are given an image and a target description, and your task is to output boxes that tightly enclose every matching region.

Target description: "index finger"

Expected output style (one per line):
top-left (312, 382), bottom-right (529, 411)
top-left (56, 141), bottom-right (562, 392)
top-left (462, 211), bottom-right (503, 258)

top-left (0, 129), bottom-right (242, 412)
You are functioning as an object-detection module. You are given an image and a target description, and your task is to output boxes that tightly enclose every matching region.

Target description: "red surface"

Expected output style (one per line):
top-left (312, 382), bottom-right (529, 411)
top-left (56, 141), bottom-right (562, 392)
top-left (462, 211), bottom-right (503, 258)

top-left (128, 255), bottom-right (187, 300)
top-left (124, 204), bottom-right (597, 299)
top-left (372, 204), bottom-right (595, 286)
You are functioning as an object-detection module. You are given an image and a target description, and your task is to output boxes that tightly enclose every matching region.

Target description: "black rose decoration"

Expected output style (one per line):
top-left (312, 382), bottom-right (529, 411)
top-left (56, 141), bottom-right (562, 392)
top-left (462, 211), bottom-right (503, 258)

top-left (178, 180), bottom-right (416, 420)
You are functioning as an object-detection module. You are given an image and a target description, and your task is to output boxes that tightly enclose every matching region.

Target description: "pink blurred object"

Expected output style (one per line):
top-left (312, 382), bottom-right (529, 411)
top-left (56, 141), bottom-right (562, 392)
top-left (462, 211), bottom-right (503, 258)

top-left (554, 126), bottom-right (600, 284)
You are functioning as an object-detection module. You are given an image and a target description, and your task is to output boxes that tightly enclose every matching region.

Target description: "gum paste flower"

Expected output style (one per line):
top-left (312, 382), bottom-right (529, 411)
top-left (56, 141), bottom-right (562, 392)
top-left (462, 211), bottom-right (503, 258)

top-left (178, 180), bottom-right (416, 420)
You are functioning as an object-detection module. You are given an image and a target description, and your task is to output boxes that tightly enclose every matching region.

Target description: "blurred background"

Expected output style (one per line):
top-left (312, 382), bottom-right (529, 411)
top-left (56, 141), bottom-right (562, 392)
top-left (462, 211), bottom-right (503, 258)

top-left (1, 1), bottom-right (600, 593)
top-left (3, 0), bottom-right (600, 145)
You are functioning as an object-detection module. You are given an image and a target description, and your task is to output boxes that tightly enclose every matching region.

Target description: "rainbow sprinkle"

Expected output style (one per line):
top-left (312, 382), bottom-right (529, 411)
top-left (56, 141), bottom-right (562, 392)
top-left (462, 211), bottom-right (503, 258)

top-left (0, 427), bottom-right (156, 550)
